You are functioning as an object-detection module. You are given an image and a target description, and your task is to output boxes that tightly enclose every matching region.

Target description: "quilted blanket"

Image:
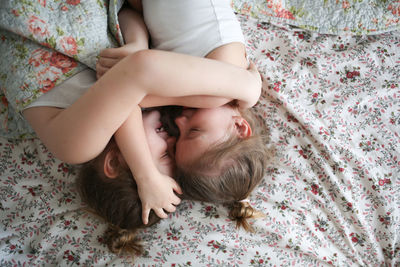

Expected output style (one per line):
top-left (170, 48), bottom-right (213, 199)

top-left (0, 0), bottom-right (123, 138)
top-left (0, 0), bottom-right (399, 266)
top-left (232, 0), bottom-right (400, 35)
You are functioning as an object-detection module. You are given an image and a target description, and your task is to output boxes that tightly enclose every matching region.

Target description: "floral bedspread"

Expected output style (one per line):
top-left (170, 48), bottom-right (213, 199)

top-left (0, 0), bottom-right (123, 138)
top-left (0, 12), bottom-right (399, 266)
top-left (232, 0), bottom-right (400, 35)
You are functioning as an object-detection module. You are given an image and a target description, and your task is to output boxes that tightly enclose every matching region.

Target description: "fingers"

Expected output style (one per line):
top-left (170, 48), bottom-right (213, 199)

top-left (96, 63), bottom-right (109, 79)
top-left (173, 183), bottom-right (183, 195)
top-left (97, 56), bottom-right (120, 68)
top-left (170, 197), bottom-right (181, 210)
top-left (154, 208), bottom-right (169, 219)
top-left (98, 47), bottom-right (118, 58)
top-left (163, 203), bottom-right (177, 213)
top-left (142, 206), bottom-right (150, 225)
top-left (96, 48), bottom-right (124, 78)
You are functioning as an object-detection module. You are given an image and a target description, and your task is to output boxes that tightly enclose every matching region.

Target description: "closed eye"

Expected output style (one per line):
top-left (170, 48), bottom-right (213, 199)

top-left (156, 126), bottom-right (166, 133)
top-left (187, 128), bottom-right (200, 137)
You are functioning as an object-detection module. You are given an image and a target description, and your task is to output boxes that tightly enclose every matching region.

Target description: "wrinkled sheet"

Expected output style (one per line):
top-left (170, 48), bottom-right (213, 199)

top-left (1, 12), bottom-right (399, 266)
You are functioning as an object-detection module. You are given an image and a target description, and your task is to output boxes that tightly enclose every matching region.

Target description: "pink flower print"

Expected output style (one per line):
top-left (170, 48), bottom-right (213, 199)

top-left (273, 81), bottom-right (281, 92)
top-left (275, 9), bottom-right (295, 20)
top-left (49, 52), bottom-right (77, 73)
top-left (379, 179), bottom-right (385, 186)
top-left (59, 36), bottom-right (78, 56)
top-left (66, 0), bottom-right (80, 5)
top-left (342, 1), bottom-right (350, 9)
top-left (299, 150), bottom-right (308, 159)
top-left (311, 184), bottom-right (319, 195)
top-left (351, 236), bottom-right (358, 243)
top-left (346, 72), bottom-right (353, 79)
top-left (12, 9), bottom-right (20, 17)
top-left (388, 4), bottom-right (400, 16)
top-left (38, 0), bottom-right (46, 7)
top-left (29, 48), bottom-right (51, 67)
top-left (28, 15), bottom-right (49, 37)
top-left (39, 78), bottom-right (56, 93)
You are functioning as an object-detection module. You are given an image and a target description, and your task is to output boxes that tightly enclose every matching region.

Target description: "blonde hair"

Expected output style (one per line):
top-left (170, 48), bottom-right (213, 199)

top-left (75, 139), bottom-right (160, 256)
top-left (175, 108), bottom-right (271, 232)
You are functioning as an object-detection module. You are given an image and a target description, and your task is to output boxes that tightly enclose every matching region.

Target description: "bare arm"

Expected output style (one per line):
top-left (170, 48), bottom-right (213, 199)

top-left (125, 50), bottom-right (261, 108)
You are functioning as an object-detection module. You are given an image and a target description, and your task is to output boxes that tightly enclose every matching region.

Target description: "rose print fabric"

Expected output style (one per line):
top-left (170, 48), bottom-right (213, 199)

top-left (0, 0), bottom-right (124, 138)
top-left (232, 0), bottom-right (400, 35)
top-left (1, 11), bottom-right (399, 266)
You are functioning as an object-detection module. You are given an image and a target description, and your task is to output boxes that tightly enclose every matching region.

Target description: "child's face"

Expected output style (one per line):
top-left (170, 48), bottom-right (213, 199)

top-left (174, 105), bottom-right (238, 166)
top-left (143, 110), bottom-right (175, 177)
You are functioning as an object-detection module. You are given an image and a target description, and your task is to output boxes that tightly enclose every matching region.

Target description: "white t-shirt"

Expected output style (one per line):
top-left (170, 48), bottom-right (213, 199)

top-left (143, 0), bottom-right (244, 57)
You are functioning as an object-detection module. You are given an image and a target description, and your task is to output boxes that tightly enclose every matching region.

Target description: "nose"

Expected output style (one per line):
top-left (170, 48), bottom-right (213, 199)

top-left (174, 115), bottom-right (187, 130)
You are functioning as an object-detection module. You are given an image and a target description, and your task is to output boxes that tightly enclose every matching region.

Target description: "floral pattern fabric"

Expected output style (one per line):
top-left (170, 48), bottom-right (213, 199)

top-left (232, 0), bottom-right (400, 35)
top-left (0, 0), bottom-right (124, 138)
top-left (1, 13), bottom-right (399, 266)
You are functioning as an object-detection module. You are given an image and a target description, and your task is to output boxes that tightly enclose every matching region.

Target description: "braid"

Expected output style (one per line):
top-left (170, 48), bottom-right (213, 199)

top-left (104, 225), bottom-right (143, 256)
top-left (229, 200), bottom-right (264, 232)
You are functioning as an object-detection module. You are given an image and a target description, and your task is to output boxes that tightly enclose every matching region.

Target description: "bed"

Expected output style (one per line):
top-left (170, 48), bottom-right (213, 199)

top-left (1, 0), bottom-right (399, 266)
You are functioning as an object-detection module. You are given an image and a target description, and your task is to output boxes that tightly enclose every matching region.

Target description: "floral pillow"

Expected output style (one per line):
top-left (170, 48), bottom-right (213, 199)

top-left (232, 0), bottom-right (400, 35)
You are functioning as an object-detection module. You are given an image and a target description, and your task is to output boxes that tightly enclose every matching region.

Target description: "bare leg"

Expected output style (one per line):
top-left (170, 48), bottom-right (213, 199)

top-left (96, 6), bottom-right (149, 78)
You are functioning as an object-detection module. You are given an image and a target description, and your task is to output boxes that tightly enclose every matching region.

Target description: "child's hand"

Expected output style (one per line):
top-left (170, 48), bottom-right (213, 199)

top-left (137, 172), bottom-right (182, 225)
top-left (96, 44), bottom-right (145, 79)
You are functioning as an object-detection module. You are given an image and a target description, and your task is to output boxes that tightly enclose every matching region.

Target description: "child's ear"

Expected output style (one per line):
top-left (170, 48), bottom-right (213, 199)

top-left (103, 150), bottom-right (121, 179)
top-left (233, 116), bottom-right (252, 138)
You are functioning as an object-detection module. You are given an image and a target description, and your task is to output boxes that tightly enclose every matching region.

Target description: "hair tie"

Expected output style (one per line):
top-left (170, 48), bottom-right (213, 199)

top-left (239, 198), bottom-right (250, 203)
